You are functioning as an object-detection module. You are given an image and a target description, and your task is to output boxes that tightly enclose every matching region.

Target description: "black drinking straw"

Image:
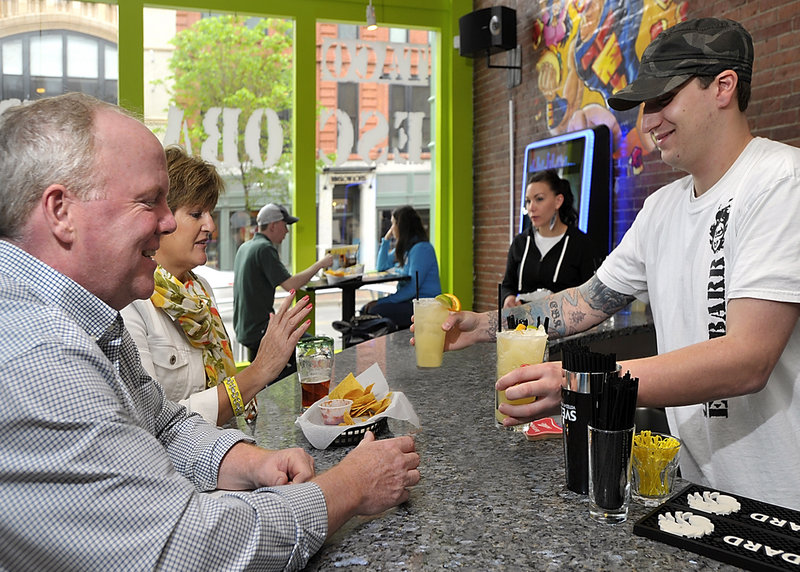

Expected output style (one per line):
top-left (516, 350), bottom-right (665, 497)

top-left (562, 342), bottom-right (615, 374)
top-left (589, 369), bottom-right (638, 431)
top-left (497, 283), bottom-right (503, 332)
top-left (415, 271), bottom-right (419, 299)
top-left (588, 368), bottom-right (638, 509)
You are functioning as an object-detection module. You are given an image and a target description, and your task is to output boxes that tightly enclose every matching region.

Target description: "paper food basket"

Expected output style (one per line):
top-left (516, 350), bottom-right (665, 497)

top-left (295, 363), bottom-right (420, 449)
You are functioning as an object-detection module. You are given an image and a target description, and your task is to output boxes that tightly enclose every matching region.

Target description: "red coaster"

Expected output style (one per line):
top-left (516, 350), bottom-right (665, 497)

top-left (524, 417), bottom-right (563, 441)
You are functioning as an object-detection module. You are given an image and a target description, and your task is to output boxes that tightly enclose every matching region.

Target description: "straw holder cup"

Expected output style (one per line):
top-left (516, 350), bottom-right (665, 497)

top-left (561, 367), bottom-right (619, 495)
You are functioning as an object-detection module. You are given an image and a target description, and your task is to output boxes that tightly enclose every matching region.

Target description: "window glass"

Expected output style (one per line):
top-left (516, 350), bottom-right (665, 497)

top-left (389, 28), bottom-right (407, 43)
top-left (2, 75), bottom-right (24, 99)
top-left (144, 9), bottom-right (295, 274)
top-left (317, 23), bottom-right (435, 271)
top-left (338, 25), bottom-right (358, 40)
top-left (67, 35), bottom-right (99, 78)
top-left (412, 85), bottom-right (432, 147)
top-left (389, 85), bottom-right (431, 154)
top-left (0, 2), bottom-right (118, 102)
top-left (337, 83), bottom-right (359, 132)
top-left (31, 34), bottom-right (63, 77)
top-left (105, 45), bottom-right (118, 80)
top-left (332, 184), bottom-right (361, 245)
top-left (2, 40), bottom-right (23, 75)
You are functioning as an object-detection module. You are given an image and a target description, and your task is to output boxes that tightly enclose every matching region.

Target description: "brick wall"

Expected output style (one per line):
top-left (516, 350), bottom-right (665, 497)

top-left (470, 0), bottom-right (800, 311)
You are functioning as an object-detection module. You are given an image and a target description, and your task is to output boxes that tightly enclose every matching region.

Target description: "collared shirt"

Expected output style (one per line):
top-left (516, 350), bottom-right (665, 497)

top-left (233, 232), bottom-right (291, 348)
top-left (0, 240), bottom-right (327, 570)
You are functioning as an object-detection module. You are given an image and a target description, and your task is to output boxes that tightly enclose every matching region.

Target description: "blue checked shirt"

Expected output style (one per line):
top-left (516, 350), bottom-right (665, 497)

top-left (0, 241), bottom-right (327, 570)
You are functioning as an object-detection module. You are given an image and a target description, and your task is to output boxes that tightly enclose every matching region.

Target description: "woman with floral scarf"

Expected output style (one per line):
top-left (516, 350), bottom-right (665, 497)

top-left (121, 146), bottom-right (311, 425)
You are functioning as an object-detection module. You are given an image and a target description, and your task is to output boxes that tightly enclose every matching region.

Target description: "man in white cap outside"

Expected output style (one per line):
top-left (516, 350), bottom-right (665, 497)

top-left (234, 203), bottom-right (333, 363)
top-left (438, 18), bottom-right (800, 509)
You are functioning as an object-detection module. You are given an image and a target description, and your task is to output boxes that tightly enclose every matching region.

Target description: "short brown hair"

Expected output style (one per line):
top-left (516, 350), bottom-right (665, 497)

top-left (164, 146), bottom-right (225, 213)
top-left (696, 74), bottom-right (751, 112)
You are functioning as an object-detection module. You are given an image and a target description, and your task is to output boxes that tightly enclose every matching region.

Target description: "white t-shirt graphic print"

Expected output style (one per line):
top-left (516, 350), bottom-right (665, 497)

top-left (597, 137), bottom-right (800, 509)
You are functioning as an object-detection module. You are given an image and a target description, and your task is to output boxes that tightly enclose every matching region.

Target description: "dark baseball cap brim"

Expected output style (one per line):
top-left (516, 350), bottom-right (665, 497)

top-left (607, 73), bottom-right (694, 111)
top-left (280, 207), bottom-right (299, 224)
top-left (257, 203), bottom-right (299, 225)
top-left (608, 18), bottom-right (753, 112)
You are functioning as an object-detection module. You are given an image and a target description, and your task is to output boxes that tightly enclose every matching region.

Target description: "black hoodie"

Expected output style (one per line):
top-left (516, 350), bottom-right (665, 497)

top-left (500, 225), bottom-right (598, 302)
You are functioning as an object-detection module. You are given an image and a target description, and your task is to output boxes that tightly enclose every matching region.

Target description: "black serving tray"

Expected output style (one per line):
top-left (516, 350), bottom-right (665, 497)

top-left (633, 484), bottom-right (800, 571)
top-left (331, 416), bottom-right (388, 446)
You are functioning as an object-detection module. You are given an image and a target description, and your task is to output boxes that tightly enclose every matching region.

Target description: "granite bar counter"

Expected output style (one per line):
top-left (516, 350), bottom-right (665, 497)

top-left (251, 328), bottom-right (739, 571)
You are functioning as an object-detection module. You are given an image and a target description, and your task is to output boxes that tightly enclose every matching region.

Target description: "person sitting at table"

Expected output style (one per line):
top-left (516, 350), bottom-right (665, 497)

top-left (233, 202), bottom-right (334, 364)
top-left (0, 92), bottom-right (420, 570)
top-left (363, 205), bottom-right (441, 329)
top-left (500, 169), bottom-right (596, 309)
top-left (121, 146), bottom-right (303, 426)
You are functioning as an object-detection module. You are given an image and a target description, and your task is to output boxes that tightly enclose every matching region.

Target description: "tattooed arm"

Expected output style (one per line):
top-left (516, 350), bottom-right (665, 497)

top-left (440, 274), bottom-right (798, 423)
top-left (506, 275), bottom-right (635, 338)
top-left (439, 276), bottom-right (633, 350)
top-left (495, 296), bottom-right (799, 427)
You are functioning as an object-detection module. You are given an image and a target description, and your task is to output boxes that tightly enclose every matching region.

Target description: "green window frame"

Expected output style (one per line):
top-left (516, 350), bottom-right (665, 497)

top-left (116, 0), bottom-right (474, 309)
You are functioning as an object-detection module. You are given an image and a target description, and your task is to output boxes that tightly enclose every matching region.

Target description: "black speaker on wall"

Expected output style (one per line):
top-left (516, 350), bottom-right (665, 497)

top-left (458, 6), bottom-right (517, 58)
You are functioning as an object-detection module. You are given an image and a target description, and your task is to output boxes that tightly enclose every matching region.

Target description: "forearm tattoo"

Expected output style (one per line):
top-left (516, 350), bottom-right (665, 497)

top-left (551, 288), bottom-right (582, 336)
top-left (487, 311), bottom-right (499, 341)
top-left (500, 276), bottom-right (634, 339)
top-left (580, 275), bottom-right (636, 315)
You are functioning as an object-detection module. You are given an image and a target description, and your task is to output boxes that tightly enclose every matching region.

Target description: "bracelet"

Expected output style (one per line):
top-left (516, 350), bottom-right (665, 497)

top-left (222, 376), bottom-right (245, 417)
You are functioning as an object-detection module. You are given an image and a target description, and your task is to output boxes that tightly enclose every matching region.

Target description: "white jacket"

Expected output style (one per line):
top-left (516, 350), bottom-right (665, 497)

top-left (121, 275), bottom-right (219, 424)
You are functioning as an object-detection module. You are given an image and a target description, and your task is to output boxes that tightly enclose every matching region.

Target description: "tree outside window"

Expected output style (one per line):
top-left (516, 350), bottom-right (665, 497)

top-left (161, 15), bottom-right (294, 211)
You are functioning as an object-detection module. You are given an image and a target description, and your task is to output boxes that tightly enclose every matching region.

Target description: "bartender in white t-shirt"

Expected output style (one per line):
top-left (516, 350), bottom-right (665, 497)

top-left (439, 18), bottom-right (800, 510)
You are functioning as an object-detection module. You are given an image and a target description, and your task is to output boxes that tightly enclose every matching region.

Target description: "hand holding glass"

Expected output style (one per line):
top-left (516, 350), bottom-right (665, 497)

top-left (495, 326), bottom-right (548, 427)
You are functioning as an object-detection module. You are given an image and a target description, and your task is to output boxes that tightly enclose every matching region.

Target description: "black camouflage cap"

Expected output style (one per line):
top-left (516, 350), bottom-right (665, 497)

top-left (607, 18), bottom-right (754, 111)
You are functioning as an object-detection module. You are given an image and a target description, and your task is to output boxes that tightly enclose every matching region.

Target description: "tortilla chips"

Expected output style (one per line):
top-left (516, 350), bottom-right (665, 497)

top-left (328, 373), bottom-right (392, 425)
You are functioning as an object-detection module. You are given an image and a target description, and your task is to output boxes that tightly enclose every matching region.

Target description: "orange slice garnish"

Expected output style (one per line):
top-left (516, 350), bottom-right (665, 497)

top-left (435, 293), bottom-right (461, 311)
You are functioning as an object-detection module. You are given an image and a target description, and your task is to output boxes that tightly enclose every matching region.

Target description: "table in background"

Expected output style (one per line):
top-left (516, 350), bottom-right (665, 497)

top-left (251, 329), bottom-right (737, 571)
top-left (303, 272), bottom-right (410, 324)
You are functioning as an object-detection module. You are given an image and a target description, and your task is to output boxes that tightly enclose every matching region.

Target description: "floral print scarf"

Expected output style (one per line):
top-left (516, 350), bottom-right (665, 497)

top-left (150, 265), bottom-right (237, 388)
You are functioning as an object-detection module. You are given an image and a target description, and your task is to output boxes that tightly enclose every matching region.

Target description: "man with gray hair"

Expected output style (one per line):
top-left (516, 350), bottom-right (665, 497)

top-left (440, 18), bottom-right (800, 509)
top-left (0, 93), bottom-right (419, 570)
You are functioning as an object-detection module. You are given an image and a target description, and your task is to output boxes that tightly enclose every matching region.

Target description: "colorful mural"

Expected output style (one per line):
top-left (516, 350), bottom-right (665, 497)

top-left (532, 0), bottom-right (688, 173)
